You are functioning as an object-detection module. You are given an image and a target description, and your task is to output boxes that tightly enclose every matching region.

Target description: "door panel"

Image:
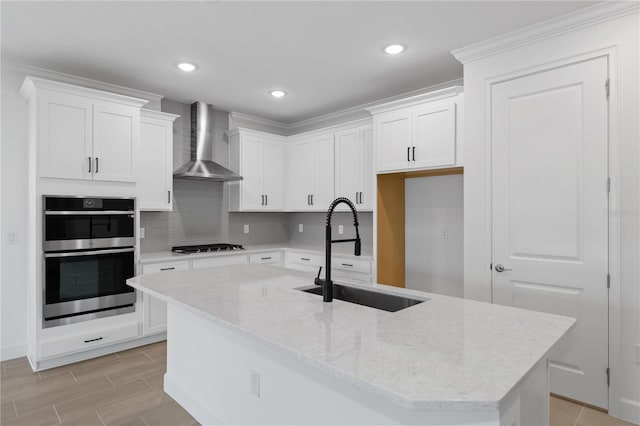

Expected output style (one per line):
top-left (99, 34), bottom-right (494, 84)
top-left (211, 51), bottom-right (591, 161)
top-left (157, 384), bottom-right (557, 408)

top-left (376, 112), bottom-right (411, 172)
top-left (139, 117), bottom-right (172, 210)
top-left (38, 91), bottom-right (93, 180)
top-left (291, 140), bottom-right (314, 210)
top-left (413, 103), bottom-right (456, 169)
top-left (311, 134), bottom-right (335, 209)
top-left (361, 126), bottom-right (374, 209)
top-left (240, 135), bottom-right (264, 210)
top-left (263, 140), bottom-right (284, 210)
top-left (491, 56), bottom-right (609, 408)
top-left (93, 102), bottom-right (138, 182)
top-left (334, 128), bottom-right (361, 205)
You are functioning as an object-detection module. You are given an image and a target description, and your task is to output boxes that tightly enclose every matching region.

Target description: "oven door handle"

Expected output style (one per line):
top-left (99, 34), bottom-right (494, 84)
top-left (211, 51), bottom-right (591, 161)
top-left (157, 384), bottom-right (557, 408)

top-left (44, 248), bottom-right (135, 258)
top-left (44, 211), bottom-right (135, 216)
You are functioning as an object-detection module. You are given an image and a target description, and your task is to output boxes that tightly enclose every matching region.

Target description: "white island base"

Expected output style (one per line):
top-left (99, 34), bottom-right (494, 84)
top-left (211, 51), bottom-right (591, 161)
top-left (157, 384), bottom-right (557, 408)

top-left (164, 304), bottom-right (549, 426)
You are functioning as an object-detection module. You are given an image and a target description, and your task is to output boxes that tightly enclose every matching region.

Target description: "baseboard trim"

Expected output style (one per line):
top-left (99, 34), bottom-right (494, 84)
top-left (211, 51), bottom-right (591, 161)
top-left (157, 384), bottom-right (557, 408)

top-left (1, 343), bottom-right (27, 361)
top-left (164, 374), bottom-right (226, 425)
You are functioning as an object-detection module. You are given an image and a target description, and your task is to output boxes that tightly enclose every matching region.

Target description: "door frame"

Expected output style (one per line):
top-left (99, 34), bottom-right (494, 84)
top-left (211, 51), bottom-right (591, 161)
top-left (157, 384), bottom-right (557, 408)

top-left (483, 47), bottom-right (620, 409)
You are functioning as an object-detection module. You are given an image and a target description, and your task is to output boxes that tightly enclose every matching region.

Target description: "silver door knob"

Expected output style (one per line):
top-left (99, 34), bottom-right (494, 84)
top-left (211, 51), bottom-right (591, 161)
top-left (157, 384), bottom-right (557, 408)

top-left (494, 264), bottom-right (512, 273)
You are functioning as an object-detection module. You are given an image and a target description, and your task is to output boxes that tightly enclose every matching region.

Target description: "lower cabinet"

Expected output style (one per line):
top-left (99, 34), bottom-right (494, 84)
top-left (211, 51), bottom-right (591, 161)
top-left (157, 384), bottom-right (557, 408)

top-left (141, 260), bottom-right (190, 336)
top-left (40, 321), bottom-right (139, 359)
top-left (283, 250), bottom-right (372, 284)
top-left (191, 254), bottom-right (248, 269)
top-left (249, 251), bottom-right (282, 265)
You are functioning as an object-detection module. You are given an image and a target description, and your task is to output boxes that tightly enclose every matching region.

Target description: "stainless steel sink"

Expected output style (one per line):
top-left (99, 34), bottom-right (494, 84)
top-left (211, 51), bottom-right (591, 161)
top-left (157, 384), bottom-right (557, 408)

top-left (299, 284), bottom-right (425, 312)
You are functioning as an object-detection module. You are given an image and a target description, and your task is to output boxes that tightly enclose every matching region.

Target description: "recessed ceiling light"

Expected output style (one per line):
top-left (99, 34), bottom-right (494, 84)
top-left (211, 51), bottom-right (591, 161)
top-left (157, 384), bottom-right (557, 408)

top-left (384, 44), bottom-right (405, 55)
top-left (270, 90), bottom-right (287, 98)
top-left (177, 62), bottom-right (197, 72)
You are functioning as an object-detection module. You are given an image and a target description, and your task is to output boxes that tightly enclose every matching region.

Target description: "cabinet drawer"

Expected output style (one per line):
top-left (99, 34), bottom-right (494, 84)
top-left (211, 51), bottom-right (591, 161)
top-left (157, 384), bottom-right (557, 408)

top-left (40, 323), bottom-right (139, 358)
top-left (287, 252), bottom-right (323, 267)
top-left (249, 251), bottom-right (282, 264)
top-left (142, 260), bottom-right (190, 274)
top-left (332, 257), bottom-right (371, 274)
top-left (192, 254), bottom-right (248, 269)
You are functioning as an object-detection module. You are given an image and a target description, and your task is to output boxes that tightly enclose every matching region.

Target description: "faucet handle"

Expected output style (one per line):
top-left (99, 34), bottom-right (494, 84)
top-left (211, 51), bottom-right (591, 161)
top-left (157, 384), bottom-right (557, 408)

top-left (314, 267), bottom-right (323, 286)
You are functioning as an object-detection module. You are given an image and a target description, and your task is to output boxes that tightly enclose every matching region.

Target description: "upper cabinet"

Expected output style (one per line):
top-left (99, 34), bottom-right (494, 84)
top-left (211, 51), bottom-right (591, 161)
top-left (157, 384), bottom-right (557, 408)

top-left (20, 77), bottom-right (148, 183)
top-left (228, 128), bottom-right (285, 211)
top-left (334, 125), bottom-right (374, 210)
top-left (289, 133), bottom-right (335, 211)
top-left (139, 109), bottom-right (179, 211)
top-left (368, 87), bottom-right (463, 173)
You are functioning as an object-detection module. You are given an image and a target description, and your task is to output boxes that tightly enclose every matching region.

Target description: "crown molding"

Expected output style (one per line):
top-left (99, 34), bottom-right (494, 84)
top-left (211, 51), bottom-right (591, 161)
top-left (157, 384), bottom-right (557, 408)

top-left (229, 112), bottom-right (292, 136)
top-left (140, 109), bottom-right (180, 122)
top-left (20, 76), bottom-right (149, 108)
top-left (226, 127), bottom-right (288, 141)
top-left (365, 85), bottom-right (463, 116)
top-left (6, 61), bottom-right (163, 110)
top-left (451, 1), bottom-right (640, 64)
top-left (287, 117), bottom-right (373, 141)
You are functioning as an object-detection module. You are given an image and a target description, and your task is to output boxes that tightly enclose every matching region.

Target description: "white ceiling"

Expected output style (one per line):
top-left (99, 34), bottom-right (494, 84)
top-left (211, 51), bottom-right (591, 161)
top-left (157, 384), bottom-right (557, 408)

top-left (2, 1), bottom-right (598, 124)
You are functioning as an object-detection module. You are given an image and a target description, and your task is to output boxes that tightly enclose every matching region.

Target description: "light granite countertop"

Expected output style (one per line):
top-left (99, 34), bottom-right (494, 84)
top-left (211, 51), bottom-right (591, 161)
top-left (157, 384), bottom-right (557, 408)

top-left (127, 264), bottom-right (575, 412)
top-left (139, 244), bottom-right (373, 264)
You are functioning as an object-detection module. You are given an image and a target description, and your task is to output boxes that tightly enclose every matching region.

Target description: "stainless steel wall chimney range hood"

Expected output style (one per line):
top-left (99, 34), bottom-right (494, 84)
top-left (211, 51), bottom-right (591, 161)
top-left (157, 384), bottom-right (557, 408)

top-left (173, 101), bottom-right (242, 182)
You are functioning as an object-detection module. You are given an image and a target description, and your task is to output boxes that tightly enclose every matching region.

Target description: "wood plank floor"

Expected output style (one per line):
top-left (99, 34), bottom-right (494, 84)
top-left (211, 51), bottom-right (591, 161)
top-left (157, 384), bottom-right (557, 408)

top-left (1, 341), bottom-right (636, 425)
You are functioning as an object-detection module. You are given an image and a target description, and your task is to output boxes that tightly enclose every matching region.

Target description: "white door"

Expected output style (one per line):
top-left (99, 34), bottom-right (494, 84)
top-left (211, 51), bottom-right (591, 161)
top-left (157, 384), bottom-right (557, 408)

top-left (412, 103), bottom-right (456, 169)
top-left (262, 140), bottom-right (284, 210)
top-left (491, 56), bottom-right (609, 408)
top-left (375, 111), bottom-right (411, 172)
top-left (92, 102), bottom-right (138, 182)
top-left (311, 133), bottom-right (335, 209)
top-left (240, 135), bottom-right (265, 210)
top-left (38, 90), bottom-right (93, 180)
top-left (360, 126), bottom-right (374, 210)
top-left (139, 115), bottom-right (173, 210)
top-left (334, 128), bottom-right (362, 205)
top-left (291, 140), bottom-right (314, 210)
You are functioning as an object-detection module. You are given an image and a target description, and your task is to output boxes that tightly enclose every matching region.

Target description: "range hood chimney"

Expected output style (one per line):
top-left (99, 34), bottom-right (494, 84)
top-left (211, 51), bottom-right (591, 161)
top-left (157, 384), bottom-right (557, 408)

top-left (173, 101), bottom-right (242, 182)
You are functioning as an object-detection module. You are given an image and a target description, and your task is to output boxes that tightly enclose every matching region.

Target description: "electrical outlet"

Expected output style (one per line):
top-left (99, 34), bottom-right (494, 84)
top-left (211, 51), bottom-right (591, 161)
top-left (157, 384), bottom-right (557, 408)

top-left (7, 232), bottom-right (17, 244)
top-left (440, 227), bottom-right (448, 239)
top-left (139, 228), bottom-right (145, 239)
top-left (244, 224), bottom-right (250, 234)
top-left (338, 225), bottom-right (344, 234)
top-left (298, 224), bottom-right (303, 233)
top-left (250, 371), bottom-right (261, 397)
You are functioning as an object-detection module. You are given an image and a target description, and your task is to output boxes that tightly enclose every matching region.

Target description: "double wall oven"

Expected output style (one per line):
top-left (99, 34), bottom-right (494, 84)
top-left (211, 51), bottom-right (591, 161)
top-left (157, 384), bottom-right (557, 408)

top-left (43, 196), bottom-right (136, 327)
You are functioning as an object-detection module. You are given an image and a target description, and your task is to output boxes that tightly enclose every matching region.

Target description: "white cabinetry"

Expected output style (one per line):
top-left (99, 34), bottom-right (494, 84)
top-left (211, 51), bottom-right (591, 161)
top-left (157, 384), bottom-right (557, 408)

top-left (368, 87), bottom-right (463, 173)
top-left (139, 110), bottom-right (179, 211)
top-left (21, 77), bottom-right (148, 182)
top-left (290, 133), bottom-right (335, 210)
top-left (141, 260), bottom-right (190, 335)
top-left (192, 254), bottom-right (248, 269)
top-left (229, 129), bottom-right (285, 211)
top-left (335, 125), bottom-right (374, 210)
top-left (249, 251), bottom-right (282, 265)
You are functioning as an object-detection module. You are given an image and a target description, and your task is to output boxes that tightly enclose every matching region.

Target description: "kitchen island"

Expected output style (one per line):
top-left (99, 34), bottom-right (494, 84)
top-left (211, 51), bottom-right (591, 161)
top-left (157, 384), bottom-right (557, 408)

top-left (127, 264), bottom-right (575, 425)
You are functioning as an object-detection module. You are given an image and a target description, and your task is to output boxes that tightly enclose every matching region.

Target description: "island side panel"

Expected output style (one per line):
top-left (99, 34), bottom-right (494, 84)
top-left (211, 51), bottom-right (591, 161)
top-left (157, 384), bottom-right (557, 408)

top-left (163, 304), bottom-right (500, 426)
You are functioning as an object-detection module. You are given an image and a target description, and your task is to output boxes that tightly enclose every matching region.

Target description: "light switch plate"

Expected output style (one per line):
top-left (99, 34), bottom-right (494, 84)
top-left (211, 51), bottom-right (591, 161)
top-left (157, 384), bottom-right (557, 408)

top-left (139, 228), bottom-right (145, 239)
top-left (244, 224), bottom-right (250, 234)
top-left (338, 225), bottom-right (344, 234)
top-left (298, 224), bottom-right (303, 233)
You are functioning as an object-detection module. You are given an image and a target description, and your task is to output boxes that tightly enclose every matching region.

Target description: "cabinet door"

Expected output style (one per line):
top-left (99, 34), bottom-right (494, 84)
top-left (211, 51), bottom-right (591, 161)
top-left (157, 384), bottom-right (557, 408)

top-left (412, 103), bottom-right (456, 169)
top-left (192, 255), bottom-right (249, 269)
top-left (360, 126), bottom-right (374, 210)
top-left (141, 260), bottom-right (189, 335)
top-left (311, 134), bottom-right (335, 209)
top-left (92, 101), bottom-right (139, 182)
top-left (139, 116), bottom-right (173, 211)
top-left (375, 111), bottom-right (411, 172)
top-left (262, 140), bottom-right (284, 210)
top-left (38, 90), bottom-right (93, 180)
top-left (290, 140), bottom-right (314, 210)
top-left (240, 135), bottom-right (265, 210)
top-left (334, 128), bottom-right (362, 206)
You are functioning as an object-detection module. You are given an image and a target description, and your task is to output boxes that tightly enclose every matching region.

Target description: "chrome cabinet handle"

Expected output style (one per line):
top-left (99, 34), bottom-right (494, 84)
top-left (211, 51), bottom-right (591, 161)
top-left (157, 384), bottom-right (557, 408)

top-left (88, 157), bottom-right (92, 173)
top-left (494, 264), bottom-right (512, 273)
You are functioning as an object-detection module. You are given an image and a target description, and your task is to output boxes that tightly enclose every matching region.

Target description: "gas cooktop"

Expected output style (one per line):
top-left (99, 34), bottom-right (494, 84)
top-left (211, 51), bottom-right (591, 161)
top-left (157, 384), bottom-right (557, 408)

top-left (171, 243), bottom-right (245, 254)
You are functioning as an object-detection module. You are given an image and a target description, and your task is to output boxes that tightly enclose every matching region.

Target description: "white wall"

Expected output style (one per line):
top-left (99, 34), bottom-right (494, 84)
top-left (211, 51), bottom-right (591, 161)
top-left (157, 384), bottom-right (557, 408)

top-left (405, 175), bottom-right (463, 297)
top-left (1, 65), bottom-right (29, 360)
top-left (454, 5), bottom-right (639, 422)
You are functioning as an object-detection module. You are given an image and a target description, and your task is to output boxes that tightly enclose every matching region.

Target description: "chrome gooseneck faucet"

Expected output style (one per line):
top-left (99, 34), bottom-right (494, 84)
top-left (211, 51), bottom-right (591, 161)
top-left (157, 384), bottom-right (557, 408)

top-left (314, 197), bottom-right (361, 302)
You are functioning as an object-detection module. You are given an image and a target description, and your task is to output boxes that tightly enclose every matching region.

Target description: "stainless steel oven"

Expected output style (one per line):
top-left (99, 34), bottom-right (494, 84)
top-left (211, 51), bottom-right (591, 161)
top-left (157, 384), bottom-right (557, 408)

top-left (43, 196), bottom-right (136, 327)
